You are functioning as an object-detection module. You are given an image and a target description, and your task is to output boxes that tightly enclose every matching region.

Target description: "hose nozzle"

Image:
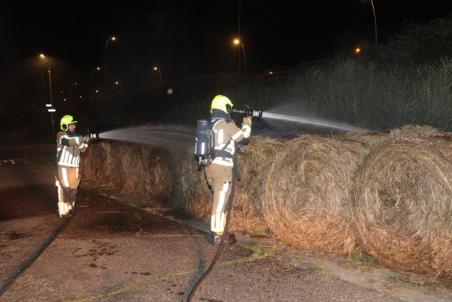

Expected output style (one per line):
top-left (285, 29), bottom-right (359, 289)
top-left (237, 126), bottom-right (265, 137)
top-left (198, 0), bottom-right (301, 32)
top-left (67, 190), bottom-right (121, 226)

top-left (232, 105), bottom-right (263, 119)
top-left (87, 130), bottom-right (100, 140)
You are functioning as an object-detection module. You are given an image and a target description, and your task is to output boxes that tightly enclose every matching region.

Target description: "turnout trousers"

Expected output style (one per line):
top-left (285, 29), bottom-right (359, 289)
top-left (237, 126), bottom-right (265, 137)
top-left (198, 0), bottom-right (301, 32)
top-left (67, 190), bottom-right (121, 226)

top-left (56, 166), bottom-right (80, 217)
top-left (206, 163), bottom-right (233, 236)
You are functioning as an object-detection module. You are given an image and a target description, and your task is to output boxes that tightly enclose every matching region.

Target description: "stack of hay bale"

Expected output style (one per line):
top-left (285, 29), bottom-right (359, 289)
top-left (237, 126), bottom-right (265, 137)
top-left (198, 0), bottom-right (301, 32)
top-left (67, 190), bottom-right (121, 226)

top-left (81, 125), bottom-right (452, 282)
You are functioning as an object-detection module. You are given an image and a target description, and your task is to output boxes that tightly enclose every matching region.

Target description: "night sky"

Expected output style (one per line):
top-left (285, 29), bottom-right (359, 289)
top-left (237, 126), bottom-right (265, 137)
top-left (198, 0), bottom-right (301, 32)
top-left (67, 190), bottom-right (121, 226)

top-left (2, 1), bottom-right (452, 73)
top-left (1, 0), bottom-right (452, 109)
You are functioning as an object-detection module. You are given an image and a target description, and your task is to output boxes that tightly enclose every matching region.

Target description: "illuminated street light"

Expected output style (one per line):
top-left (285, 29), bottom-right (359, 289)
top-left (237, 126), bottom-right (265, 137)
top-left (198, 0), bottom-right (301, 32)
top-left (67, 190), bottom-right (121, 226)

top-left (153, 66), bottom-right (163, 85)
top-left (91, 67), bottom-right (101, 95)
top-left (47, 108), bottom-right (56, 113)
top-left (268, 71), bottom-right (273, 75)
top-left (354, 47), bottom-right (362, 55)
top-left (232, 37), bottom-right (247, 75)
top-left (114, 81), bottom-right (122, 93)
top-left (38, 53), bottom-right (55, 134)
top-left (104, 35), bottom-right (118, 98)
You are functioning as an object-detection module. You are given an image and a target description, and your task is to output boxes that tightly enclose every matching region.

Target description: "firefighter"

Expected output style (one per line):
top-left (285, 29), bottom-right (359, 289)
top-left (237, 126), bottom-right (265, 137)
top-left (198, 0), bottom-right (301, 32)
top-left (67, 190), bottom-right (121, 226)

top-left (206, 95), bottom-right (252, 244)
top-left (56, 115), bottom-right (89, 218)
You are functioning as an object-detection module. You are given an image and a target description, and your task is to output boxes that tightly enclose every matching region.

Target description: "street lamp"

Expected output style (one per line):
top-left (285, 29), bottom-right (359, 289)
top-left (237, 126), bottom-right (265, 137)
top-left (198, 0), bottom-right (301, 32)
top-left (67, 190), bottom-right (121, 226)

top-left (232, 37), bottom-right (247, 75)
top-left (153, 66), bottom-right (163, 85)
top-left (91, 66), bottom-right (102, 95)
top-left (354, 47), bottom-right (362, 55)
top-left (104, 35), bottom-right (117, 98)
top-left (114, 80), bottom-right (122, 93)
top-left (237, 0), bottom-right (243, 74)
top-left (363, 0), bottom-right (378, 45)
top-left (39, 53), bottom-right (55, 135)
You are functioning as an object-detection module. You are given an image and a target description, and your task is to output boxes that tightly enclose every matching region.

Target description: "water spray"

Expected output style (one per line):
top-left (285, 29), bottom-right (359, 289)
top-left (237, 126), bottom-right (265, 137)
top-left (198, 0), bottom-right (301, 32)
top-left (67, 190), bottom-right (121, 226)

top-left (231, 105), bottom-right (360, 132)
top-left (89, 125), bottom-right (195, 151)
top-left (261, 112), bottom-right (361, 132)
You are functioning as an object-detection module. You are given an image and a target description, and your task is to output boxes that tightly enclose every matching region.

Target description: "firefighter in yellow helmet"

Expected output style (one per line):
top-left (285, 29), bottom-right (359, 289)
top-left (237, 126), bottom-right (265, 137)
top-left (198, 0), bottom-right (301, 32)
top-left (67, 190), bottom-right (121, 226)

top-left (206, 95), bottom-right (252, 244)
top-left (55, 115), bottom-right (90, 217)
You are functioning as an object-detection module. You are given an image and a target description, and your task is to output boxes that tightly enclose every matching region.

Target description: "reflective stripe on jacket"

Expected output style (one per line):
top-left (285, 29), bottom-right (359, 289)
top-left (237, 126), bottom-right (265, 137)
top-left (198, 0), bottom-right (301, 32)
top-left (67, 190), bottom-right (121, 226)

top-left (56, 131), bottom-right (88, 167)
top-left (211, 119), bottom-right (251, 167)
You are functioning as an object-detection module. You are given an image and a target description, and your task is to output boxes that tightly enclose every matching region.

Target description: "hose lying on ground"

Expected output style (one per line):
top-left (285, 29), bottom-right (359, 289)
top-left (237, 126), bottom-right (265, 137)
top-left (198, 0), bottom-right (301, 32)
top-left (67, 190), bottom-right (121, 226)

top-left (185, 176), bottom-right (237, 302)
top-left (0, 216), bottom-right (74, 296)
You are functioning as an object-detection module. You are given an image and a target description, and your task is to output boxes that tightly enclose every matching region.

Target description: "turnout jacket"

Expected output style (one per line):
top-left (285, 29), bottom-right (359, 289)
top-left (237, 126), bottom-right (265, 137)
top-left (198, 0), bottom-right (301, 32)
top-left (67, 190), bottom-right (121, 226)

top-left (56, 131), bottom-right (88, 167)
top-left (211, 118), bottom-right (251, 167)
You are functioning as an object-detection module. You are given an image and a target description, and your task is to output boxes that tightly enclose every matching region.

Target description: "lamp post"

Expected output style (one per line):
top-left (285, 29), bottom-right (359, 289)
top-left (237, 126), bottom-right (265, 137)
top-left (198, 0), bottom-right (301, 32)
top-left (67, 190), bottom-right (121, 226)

top-left (237, 0), bottom-right (242, 75)
top-left (153, 66), bottom-right (163, 85)
top-left (232, 38), bottom-right (247, 75)
top-left (39, 53), bottom-right (55, 135)
top-left (103, 36), bottom-right (117, 98)
top-left (114, 81), bottom-right (122, 93)
top-left (91, 66), bottom-right (101, 97)
top-left (368, 0), bottom-right (378, 45)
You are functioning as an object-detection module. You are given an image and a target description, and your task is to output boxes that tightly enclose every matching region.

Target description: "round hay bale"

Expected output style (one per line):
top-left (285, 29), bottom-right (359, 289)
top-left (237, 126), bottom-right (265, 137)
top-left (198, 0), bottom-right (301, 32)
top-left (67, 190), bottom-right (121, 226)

top-left (263, 135), bottom-right (362, 255)
top-left (118, 144), bottom-right (174, 207)
top-left (339, 131), bottom-right (388, 151)
top-left (353, 141), bottom-right (452, 278)
top-left (171, 148), bottom-right (211, 222)
top-left (172, 136), bottom-right (282, 235)
top-left (80, 141), bottom-right (96, 180)
top-left (80, 140), bottom-right (112, 184)
top-left (231, 136), bottom-right (282, 235)
top-left (389, 125), bottom-right (441, 140)
top-left (232, 136), bottom-right (283, 235)
top-left (81, 141), bottom-right (174, 208)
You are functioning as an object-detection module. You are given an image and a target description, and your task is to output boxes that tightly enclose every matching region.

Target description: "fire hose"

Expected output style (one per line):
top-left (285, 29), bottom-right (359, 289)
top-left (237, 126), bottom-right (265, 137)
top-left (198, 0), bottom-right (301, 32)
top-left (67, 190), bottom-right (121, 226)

top-left (185, 173), bottom-right (237, 302)
top-left (187, 112), bottom-right (253, 302)
top-left (0, 216), bottom-right (74, 296)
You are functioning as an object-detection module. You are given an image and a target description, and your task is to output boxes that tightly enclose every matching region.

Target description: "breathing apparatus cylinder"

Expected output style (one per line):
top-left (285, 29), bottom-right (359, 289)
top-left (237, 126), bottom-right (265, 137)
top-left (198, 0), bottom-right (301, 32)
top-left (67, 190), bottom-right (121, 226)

top-left (194, 119), bottom-right (212, 167)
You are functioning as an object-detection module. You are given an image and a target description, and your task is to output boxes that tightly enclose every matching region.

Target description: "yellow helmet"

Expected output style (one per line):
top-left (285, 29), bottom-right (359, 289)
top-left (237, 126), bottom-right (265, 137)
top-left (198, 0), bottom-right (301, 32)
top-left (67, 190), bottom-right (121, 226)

top-left (60, 115), bottom-right (78, 131)
top-left (210, 95), bottom-right (234, 114)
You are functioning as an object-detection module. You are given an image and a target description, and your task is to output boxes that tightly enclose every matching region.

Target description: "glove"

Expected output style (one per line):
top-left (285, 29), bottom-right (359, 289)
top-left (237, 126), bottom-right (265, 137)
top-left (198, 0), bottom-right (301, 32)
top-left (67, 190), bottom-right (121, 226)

top-left (61, 138), bottom-right (70, 146)
top-left (83, 135), bottom-right (91, 144)
top-left (243, 116), bottom-right (252, 126)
